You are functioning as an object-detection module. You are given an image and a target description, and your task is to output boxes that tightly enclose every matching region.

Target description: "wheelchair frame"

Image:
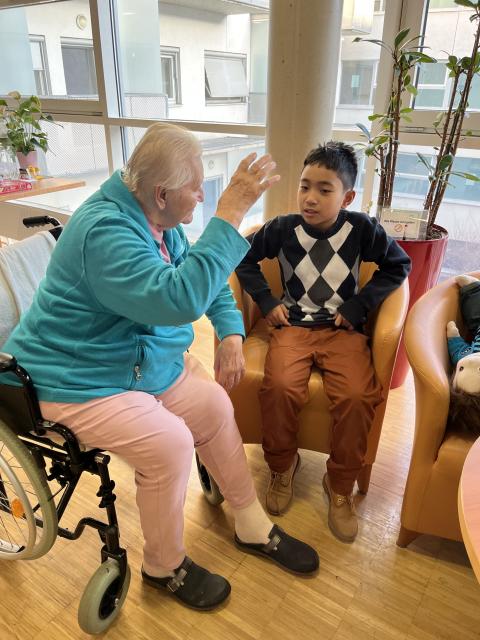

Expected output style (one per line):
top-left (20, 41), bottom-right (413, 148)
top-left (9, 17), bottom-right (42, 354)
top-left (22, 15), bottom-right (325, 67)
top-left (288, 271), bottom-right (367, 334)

top-left (0, 217), bottom-right (130, 634)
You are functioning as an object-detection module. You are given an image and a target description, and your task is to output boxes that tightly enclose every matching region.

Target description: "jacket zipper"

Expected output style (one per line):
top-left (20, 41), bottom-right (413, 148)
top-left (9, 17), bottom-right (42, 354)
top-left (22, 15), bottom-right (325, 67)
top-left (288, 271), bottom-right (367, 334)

top-left (133, 344), bottom-right (145, 383)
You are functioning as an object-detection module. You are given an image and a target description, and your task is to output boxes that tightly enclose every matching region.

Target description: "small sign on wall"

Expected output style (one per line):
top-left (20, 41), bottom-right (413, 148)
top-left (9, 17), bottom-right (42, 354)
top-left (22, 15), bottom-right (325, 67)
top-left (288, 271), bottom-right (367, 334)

top-left (378, 207), bottom-right (429, 240)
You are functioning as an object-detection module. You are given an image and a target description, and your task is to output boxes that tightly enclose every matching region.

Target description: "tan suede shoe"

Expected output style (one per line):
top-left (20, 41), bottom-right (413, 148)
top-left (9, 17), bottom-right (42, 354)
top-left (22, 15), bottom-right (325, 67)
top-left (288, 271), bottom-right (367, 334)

top-left (265, 454), bottom-right (301, 515)
top-left (322, 473), bottom-right (358, 543)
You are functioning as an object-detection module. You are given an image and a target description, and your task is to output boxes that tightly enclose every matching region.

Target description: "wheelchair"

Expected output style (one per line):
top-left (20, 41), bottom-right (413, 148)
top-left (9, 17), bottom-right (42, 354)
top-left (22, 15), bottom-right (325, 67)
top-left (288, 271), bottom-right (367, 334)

top-left (0, 216), bottom-right (129, 635)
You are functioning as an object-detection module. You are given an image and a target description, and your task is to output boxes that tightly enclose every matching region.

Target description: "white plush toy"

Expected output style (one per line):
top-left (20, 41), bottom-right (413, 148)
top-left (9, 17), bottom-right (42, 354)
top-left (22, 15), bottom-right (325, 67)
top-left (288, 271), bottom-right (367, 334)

top-left (446, 274), bottom-right (480, 434)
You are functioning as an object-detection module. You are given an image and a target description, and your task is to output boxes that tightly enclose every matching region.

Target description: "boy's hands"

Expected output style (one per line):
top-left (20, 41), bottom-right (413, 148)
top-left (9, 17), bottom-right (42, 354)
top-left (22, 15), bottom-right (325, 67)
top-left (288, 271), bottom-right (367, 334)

top-left (215, 153), bottom-right (280, 229)
top-left (214, 334), bottom-right (245, 393)
top-left (265, 303), bottom-right (291, 328)
top-left (334, 312), bottom-right (354, 331)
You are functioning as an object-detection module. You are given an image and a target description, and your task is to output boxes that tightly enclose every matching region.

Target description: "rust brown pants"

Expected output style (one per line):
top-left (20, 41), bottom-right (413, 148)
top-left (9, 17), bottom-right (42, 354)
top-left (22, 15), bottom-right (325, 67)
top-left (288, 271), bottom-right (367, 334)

top-left (259, 325), bottom-right (383, 495)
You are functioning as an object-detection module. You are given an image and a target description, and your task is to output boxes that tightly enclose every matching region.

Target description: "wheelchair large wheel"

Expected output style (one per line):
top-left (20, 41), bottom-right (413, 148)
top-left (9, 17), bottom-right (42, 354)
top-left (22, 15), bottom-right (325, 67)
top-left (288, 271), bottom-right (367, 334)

top-left (78, 559), bottom-right (131, 635)
top-left (0, 419), bottom-right (57, 560)
top-left (195, 452), bottom-right (224, 506)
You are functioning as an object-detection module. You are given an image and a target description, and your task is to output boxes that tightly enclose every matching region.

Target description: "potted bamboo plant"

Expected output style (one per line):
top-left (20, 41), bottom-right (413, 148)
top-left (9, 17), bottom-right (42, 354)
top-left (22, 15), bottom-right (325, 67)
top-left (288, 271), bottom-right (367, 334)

top-left (0, 91), bottom-right (55, 170)
top-left (355, 0), bottom-right (480, 386)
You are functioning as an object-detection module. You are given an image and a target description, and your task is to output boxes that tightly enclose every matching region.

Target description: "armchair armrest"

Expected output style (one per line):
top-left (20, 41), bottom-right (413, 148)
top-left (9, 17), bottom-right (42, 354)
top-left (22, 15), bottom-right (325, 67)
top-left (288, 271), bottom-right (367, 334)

top-left (370, 278), bottom-right (409, 388)
top-left (404, 279), bottom-right (456, 462)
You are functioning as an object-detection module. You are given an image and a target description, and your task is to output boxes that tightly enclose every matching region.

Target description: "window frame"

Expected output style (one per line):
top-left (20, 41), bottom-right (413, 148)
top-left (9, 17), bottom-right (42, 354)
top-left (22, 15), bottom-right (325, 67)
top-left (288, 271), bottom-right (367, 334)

top-left (29, 34), bottom-right (51, 97)
top-left (204, 50), bottom-right (248, 105)
top-left (338, 59), bottom-right (377, 107)
top-left (160, 46), bottom-right (181, 106)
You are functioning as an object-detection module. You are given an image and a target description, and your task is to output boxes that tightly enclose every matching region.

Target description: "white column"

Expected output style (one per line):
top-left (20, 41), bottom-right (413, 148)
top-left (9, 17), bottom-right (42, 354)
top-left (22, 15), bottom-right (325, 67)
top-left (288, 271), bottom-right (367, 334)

top-left (264, 0), bottom-right (344, 219)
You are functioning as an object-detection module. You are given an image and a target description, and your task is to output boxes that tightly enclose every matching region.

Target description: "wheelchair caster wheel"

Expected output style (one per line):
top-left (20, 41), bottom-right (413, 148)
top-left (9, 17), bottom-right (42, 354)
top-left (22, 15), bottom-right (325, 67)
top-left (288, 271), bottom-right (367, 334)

top-left (78, 558), bottom-right (131, 634)
top-left (195, 452), bottom-right (224, 506)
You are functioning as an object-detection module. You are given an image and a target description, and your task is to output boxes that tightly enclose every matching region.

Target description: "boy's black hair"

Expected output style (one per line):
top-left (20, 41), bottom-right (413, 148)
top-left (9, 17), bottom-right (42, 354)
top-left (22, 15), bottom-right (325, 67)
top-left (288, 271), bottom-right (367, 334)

top-left (303, 141), bottom-right (358, 191)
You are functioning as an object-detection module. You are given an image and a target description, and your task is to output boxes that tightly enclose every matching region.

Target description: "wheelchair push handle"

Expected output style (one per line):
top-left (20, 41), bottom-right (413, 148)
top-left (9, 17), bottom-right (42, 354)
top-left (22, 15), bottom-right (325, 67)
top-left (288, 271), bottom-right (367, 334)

top-left (0, 352), bottom-right (17, 373)
top-left (23, 215), bottom-right (62, 229)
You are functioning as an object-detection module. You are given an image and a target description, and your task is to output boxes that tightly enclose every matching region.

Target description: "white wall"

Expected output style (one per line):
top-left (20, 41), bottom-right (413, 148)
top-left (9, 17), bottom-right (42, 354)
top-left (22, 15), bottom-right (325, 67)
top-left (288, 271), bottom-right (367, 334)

top-left (159, 4), bottom-right (250, 123)
top-left (26, 0), bottom-right (92, 96)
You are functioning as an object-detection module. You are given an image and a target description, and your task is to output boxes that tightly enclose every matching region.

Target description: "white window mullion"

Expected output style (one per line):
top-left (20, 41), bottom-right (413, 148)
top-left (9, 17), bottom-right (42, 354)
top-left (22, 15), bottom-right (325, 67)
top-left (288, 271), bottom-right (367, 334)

top-left (358, 0), bottom-right (404, 212)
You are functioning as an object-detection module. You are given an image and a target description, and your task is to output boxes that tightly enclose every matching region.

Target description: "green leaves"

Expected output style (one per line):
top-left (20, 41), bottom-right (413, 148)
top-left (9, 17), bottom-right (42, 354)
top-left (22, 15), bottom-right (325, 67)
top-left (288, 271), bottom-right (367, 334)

top-left (394, 28), bottom-right (411, 49)
top-left (455, 0), bottom-right (477, 8)
top-left (0, 91), bottom-right (56, 154)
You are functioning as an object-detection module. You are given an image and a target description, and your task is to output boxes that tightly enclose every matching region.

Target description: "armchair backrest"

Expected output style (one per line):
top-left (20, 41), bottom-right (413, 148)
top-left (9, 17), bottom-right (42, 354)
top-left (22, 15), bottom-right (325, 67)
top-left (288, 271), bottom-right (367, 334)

top-left (233, 223), bottom-right (382, 336)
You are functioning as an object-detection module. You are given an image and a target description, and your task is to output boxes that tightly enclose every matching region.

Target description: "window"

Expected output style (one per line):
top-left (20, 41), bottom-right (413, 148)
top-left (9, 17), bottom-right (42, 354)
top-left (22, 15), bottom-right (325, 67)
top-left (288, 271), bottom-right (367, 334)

top-left (429, 0), bottom-right (458, 8)
top-left (29, 35), bottom-right (50, 96)
top-left (374, 0), bottom-right (384, 12)
top-left (339, 60), bottom-right (376, 105)
top-left (160, 46), bottom-right (181, 104)
top-left (415, 61), bottom-right (480, 111)
top-left (415, 61), bottom-right (447, 108)
top-left (189, 175), bottom-right (224, 238)
top-left (61, 39), bottom-right (97, 97)
top-left (204, 52), bottom-right (248, 103)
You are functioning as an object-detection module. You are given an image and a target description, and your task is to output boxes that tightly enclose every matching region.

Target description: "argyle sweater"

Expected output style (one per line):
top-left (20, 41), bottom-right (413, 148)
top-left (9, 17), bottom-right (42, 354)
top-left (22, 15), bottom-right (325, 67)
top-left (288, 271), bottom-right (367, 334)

top-left (236, 211), bottom-right (411, 328)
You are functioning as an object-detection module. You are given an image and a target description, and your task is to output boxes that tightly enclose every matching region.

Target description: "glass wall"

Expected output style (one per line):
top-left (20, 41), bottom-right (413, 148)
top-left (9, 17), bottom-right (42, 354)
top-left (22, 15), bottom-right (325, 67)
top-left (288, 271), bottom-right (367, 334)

top-left (124, 127), bottom-right (265, 240)
top-left (0, 0), bottom-right (98, 99)
top-left (333, 7), bottom-right (385, 129)
top-left (114, 0), bottom-right (269, 125)
top-left (0, 0), bottom-right (478, 268)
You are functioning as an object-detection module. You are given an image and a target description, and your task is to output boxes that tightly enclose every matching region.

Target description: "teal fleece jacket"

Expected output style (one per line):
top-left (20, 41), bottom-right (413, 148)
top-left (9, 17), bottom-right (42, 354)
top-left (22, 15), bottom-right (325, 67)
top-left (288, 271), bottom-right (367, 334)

top-left (2, 171), bottom-right (249, 402)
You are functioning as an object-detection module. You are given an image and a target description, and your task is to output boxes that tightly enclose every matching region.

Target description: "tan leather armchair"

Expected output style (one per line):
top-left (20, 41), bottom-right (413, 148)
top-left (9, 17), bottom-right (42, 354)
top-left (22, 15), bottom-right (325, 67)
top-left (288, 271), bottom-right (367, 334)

top-left (220, 226), bottom-right (409, 494)
top-left (397, 272), bottom-right (480, 547)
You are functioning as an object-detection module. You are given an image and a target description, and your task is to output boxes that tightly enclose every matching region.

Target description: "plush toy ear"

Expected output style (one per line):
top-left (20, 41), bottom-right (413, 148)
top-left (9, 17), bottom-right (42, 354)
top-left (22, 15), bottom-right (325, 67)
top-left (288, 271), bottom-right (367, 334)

top-left (446, 320), bottom-right (460, 338)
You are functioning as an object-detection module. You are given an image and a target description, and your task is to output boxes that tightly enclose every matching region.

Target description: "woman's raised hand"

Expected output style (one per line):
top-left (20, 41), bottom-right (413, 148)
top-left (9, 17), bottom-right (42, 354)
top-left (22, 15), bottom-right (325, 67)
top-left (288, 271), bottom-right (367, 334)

top-left (215, 153), bottom-right (280, 229)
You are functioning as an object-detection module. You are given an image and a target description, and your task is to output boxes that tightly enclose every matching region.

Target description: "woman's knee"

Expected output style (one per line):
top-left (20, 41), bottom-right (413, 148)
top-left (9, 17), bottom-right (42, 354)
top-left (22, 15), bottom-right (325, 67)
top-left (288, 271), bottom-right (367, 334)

top-left (196, 380), bottom-right (236, 425)
top-left (136, 423), bottom-right (195, 474)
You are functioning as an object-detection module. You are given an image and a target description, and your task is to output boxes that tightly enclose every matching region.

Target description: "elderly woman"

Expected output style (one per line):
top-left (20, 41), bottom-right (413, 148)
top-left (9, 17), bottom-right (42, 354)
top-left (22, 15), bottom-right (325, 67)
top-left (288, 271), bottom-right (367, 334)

top-left (2, 123), bottom-right (318, 610)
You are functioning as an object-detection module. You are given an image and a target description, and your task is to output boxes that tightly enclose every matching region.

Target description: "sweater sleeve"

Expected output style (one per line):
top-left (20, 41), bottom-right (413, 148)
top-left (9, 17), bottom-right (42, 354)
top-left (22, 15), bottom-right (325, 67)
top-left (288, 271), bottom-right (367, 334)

top-left (205, 282), bottom-right (246, 340)
top-left (338, 217), bottom-right (411, 327)
top-left (235, 217), bottom-right (285, 316)
top-left (83, 216), bottom-right (250, 326)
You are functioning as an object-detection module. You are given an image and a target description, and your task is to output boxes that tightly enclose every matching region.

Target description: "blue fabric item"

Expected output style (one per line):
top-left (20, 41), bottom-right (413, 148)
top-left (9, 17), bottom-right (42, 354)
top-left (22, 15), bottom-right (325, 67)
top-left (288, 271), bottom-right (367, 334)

top-left (2, 171), bottom-right (249, 402)
top-left (448, 335), bottom-right (476, 367)
top-left (448, 280), bottom-right (480, 367)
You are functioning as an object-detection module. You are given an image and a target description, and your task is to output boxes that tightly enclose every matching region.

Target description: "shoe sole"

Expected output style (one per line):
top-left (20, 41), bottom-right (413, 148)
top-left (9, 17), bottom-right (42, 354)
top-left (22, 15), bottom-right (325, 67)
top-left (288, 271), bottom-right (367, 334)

top-left (265, 454), bottom-right (301, 516)
top-left (142, 574), bottom-right (231, 611)
top-left (234, 538), bottom-right (318, 577)
top-left (322, 475), bottom-right (357, 544)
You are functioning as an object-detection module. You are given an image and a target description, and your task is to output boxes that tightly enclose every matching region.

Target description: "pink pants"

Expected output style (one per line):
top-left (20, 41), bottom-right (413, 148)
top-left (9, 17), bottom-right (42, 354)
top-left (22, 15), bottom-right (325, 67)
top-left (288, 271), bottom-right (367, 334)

top-left (40, 355), bottom-right (256, 571)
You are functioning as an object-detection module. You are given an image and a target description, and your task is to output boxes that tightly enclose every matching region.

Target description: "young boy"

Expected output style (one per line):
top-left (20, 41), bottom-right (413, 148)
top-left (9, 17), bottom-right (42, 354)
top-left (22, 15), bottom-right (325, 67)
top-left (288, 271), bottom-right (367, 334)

top-left (235, 141), bottom-right (410, 543)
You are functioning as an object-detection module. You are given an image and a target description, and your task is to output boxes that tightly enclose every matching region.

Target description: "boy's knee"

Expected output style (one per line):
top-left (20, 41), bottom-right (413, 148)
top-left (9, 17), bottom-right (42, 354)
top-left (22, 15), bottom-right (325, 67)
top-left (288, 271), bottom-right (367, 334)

top-left (333, 386), bottom-right (379, 413)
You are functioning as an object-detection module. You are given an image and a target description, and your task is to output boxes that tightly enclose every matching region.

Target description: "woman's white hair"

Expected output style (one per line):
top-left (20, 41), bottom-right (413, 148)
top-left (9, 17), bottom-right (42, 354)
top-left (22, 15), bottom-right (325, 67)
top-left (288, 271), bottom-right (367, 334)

top-left (122, 123), bottom-right (202, 207)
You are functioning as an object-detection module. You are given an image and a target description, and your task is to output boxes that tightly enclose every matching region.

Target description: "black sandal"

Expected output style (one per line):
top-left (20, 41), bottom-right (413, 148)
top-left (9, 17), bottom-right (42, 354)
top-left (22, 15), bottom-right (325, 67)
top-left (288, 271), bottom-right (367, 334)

top-left (142, 556), bottom-right (231, 610)
top-left (234, 524), bottom-right (319, 575)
